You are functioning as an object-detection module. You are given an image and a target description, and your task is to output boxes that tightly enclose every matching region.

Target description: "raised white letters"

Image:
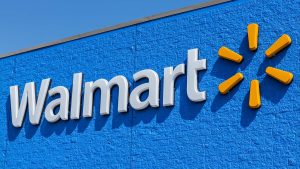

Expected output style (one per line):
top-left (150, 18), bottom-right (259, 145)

top-left (10, 78), bottom-right (51, 127)
top-left (9, 48), bottom-right (207, 127)
top-left (83, 75), bottom-right (129, 117)
top-left (45, 86), bottom-right (69, 123)
top-left (187, 48), bottom-right (207, 102)
top-left (163, 64), bottom-right (185, 106)
top-left (70, 73), bottom-right (83, 119)
top-left (129, 69), bottom-right (159, 110)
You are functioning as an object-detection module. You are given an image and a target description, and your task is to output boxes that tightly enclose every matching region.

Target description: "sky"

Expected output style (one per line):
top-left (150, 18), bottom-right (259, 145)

top-left (0, 0), bottom-right (209, 55)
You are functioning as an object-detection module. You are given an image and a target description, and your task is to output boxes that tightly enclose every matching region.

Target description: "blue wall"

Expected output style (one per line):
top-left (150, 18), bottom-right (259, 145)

top-left (1, 0), bottom-right (299, 168)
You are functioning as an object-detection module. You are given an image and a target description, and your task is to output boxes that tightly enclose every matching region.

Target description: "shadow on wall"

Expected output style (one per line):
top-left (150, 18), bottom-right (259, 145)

top-left (210, 35), bottom-right (255, 113)
top-left (6, 63), bottom-right (205, 141)
top-left (210, 35), bottom-right (290, 127)
top-left (6, 35), bottom-right (292, 140)
top-left (6, 85), bottom-right (121, 140)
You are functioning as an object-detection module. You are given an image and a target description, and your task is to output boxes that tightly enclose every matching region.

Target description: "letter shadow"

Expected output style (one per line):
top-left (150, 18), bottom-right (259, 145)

top-left (179, 69), bottom-right (205, 120)
top-left (6, 97), bottom-right (21, 141)
top-left (6, 95), bottom-right (41, 140)
top-left (130, 75), bottom-right (174, 126)
top-left (7, 62), bottom-right (208, 139)
top-left (6, 78), bottom-right (142, 139)
top-left (110, 85), bottom-right (132, 129)
top-left (66, 86), bottom-right (93, 134)
top-left (39, 83), bottom-right (112, 137)
top-left (39, 92), bottom-right (70, 138)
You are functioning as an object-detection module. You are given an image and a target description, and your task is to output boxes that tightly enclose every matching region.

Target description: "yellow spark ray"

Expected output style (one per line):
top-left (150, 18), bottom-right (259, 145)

top-left (265, 66), bottom-right (293, 84)
top-left (249, 80), bottom-right (261, 109)
top-left (247, 23), bottom-right (259, 51)
top-left (218, 73), bottom-right (244, 94)
top-left (218, 46), bottom-right (243, 63)
top-left (265, 34), bottom-right (291, 58)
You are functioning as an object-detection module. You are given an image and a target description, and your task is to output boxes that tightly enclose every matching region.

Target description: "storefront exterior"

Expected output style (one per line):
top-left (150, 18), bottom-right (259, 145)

top-left (1, 0), bottom-right (299, 168)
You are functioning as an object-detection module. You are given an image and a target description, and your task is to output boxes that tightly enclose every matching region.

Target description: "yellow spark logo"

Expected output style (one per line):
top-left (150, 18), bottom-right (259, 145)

top-left (217, 23), bottom-right (293, 109)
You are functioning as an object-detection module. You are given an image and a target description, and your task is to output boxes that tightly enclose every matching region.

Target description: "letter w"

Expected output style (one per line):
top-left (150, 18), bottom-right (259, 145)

top-left (9, 79), bottom-right (51, 127)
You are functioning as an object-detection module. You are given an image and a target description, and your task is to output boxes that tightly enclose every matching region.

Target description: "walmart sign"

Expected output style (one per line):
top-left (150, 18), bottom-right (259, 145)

top-left (9, 23), bottom-right (293, 128)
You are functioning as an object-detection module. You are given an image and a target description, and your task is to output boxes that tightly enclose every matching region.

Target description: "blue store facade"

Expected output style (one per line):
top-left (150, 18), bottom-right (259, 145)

top-left (1, 0), bottom-right (299, 168)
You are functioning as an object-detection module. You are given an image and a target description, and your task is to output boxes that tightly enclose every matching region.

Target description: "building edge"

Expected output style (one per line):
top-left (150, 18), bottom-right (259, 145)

top-left (0, 0), bottom-right (231, 59)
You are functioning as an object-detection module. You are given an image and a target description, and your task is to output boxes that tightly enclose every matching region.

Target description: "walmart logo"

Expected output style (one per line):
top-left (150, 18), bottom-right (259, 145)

top-left (217, 23), bottom-right (293, 109)
top-left (9, 23), bottom-right (295, 128)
